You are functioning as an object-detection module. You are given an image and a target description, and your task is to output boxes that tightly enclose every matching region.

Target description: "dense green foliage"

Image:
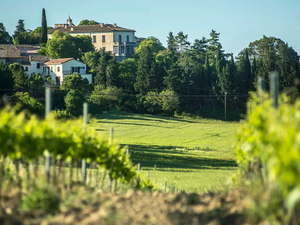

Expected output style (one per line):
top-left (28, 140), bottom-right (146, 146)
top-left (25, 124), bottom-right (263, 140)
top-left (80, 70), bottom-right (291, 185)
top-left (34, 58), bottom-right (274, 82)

top-left (29, 73), bottom-right (44, 92)
top-left (0, 107), bottom-right (137, 182)
top-left (64, 90), bottom-right (86, 117)
top-left (78, 20), bottom-right (99, 26)
top-left (9, 63), bottom-right (29, 91)
top-left (60, 73), bottom-right (91, 94)
top-left (0, 23), bottom-right (12, 44)
top-left (39, 30), bottom-right (94, 59)
top-left (235, 93), bottom-right (300, 222)
top-left (79, 31), bottom-right (300, 120)
top-left (9, 92), bottom-right (44, 116)
top-left (0, 62), bottom-right (14, 94)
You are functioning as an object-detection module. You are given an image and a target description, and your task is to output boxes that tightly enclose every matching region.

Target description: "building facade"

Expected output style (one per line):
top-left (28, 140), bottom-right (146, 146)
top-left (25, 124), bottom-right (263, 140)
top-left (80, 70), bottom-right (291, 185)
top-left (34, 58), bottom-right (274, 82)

top-left (43, 58), bottom-right (92, 85)
top-left (48, 18), bottom-right (138, 61)
top-left (0, 44), bottom-right (50, 78)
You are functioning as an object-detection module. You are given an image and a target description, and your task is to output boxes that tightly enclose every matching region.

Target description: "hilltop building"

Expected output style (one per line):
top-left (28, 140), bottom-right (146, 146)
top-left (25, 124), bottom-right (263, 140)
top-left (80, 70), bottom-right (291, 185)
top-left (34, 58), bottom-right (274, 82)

top-left (48, 17), bottom-right (138, 61)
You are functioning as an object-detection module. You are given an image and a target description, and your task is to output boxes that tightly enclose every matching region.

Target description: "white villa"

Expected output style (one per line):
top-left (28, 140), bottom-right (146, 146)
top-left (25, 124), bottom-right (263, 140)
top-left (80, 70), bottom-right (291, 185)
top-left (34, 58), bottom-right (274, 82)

top-left (48, 17), bottom-right (138, 61)
top-left (43, 58), bottom-right (92, 85)
top-left (24, 55), bottom-right (50, 77)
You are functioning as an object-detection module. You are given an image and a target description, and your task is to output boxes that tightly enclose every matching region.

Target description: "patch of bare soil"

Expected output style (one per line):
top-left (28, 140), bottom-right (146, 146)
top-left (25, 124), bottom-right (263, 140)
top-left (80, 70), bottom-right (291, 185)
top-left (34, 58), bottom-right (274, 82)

top-left (0, 189), bottom-right (250, 225)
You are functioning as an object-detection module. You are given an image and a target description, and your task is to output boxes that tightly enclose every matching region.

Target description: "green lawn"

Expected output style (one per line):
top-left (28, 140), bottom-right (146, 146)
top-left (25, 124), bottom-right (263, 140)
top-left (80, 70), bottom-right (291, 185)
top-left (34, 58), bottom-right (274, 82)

top-left (91, 110), bottom-right (240, 193)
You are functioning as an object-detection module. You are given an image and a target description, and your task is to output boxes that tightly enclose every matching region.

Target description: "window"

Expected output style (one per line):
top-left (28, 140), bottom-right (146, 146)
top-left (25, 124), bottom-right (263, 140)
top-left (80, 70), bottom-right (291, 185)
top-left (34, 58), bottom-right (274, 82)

top-left (113, 46), bottom-right (118, 54)
top-left (37, 63), bottom-right (40, 69)
top-left (119, 35), bottom-right (121, 42)
top-left (92, 35), bottom-right (96, 43)
top-left (102, 35), bottom-right (105, 43)
top-left (25, 67), bottom-right (28, 71)
top-left (57, 66), bottom-right (60, 72)
top-left (120, 46), bottom-right (125, 54)
top-left (127, 35), bottom-right (129, 42)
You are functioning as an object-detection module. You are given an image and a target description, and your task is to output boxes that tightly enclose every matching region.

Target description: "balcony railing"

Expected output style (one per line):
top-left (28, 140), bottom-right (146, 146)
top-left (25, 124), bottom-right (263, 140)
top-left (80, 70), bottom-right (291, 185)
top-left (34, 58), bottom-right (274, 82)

top-left (113, 42), bottom-right (137, 46)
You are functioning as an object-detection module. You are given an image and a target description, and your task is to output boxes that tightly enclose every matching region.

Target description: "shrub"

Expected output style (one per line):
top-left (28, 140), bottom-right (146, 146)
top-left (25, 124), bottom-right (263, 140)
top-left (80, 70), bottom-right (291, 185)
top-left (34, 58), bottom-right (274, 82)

top-left (52, 109), bottom-right (74, 120)
top-left (159, 89), bottom-right (180, 116)
top-left (64, 90), bottom-right (86, 117)
top-left (22, 185), bottom-right (60, 214)
top-left (53, 90), bottom-right (68, 110)
top-left (90, 85), bottom-right (123, 111)
top-left (88, 102), bottom-right (103, 116)
top-left (10, 92), bottom-right (44, 116)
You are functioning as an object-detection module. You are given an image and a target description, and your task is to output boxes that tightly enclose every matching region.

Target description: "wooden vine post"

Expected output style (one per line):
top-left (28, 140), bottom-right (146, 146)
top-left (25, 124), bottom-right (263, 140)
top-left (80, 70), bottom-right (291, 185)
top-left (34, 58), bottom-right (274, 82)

top-left (45, 87), bottom-right (51, 184)
top-left (270, 71), bottom-right (279, 109)
top-left (82, 102), bottom-right (88, 184)
top-left (109, 127), bottom-right (114, 191)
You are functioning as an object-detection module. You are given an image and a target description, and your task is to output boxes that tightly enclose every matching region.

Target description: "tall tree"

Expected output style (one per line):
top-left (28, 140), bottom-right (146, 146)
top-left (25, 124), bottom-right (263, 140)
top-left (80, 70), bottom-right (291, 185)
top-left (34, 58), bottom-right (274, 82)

top-left (248, 36), bottom-right (300, 91)
top-left (9, 63), bottom-right (28, 91)
top-left (118, 58), bottom-right (137, 92)
top-left (0, 23), bottom-right (12, 44)
top-left (134, 46), bottom-right (159, 93)
top-left (0, 62), bottom-right (14, 95)
top-left (175, 31), bottom-right (190, 53)
top-left (164, 59), bottom-right (184, 94)
top-left (94, 49), bottom-right (108, 86)
top-left (207, 30), bottom-right (224, 66)
top-left (204, 53), bottom-right (212, 92)
top-left (191, 37), bottom-right (208, 64)
top-left (106, 55), bottom-right (120, 87)
top-left (13, 19), bottom-right (28, 44)
top-left (41, 8), bottom-right (48, 43)
top-left (167, 32), bottom-right (177, 52)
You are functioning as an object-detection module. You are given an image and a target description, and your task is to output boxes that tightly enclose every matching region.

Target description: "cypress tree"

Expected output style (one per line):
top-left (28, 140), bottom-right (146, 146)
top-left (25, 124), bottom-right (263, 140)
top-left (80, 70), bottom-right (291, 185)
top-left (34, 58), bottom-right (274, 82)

top-left (41, 8), bottom-right (47, 44)
top-left (244, 49), bottom-right (252, 92)
top-left (94, 50), bottom-right (107, 87)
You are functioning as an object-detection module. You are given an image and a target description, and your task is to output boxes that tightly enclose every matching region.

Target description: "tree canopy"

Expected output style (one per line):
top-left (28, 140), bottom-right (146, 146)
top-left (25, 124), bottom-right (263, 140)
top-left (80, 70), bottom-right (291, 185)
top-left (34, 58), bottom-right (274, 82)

top-left (39, 30), bottom-right (94, 59)
top-left (0, 23), bottom-right (12, 44)
top-left (78, 20), bottom-right (100, 26)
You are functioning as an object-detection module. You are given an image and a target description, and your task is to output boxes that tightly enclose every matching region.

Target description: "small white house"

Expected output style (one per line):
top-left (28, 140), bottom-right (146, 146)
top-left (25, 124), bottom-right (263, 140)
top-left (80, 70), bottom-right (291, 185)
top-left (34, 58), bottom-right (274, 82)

top-left (43, 58), bottom-right (92, 85)
top-left (23, 55), bottom-right (50, 78)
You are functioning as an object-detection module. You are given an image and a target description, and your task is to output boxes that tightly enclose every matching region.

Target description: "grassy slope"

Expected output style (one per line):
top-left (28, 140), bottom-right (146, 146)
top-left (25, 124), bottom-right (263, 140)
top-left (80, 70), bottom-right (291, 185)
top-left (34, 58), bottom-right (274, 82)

top-left (91, 110), bottom-right (240, 193)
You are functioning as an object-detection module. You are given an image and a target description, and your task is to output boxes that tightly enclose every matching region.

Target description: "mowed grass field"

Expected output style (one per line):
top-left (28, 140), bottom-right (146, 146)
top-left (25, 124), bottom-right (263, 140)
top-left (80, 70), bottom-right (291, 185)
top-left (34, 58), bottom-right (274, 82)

top-left (91, 110), bottom-right (240, 193)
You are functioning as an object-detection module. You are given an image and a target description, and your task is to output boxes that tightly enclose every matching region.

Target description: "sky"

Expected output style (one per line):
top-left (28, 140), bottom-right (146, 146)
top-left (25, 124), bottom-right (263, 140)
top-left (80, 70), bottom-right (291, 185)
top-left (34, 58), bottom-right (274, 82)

top-left (1, 0), bottom-right (300, 57)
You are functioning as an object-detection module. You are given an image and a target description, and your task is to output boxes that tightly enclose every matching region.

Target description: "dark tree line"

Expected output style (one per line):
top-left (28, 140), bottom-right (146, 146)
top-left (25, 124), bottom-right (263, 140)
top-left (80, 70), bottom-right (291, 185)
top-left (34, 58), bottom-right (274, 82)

top-left (80, 30), bottom-right (300, 120)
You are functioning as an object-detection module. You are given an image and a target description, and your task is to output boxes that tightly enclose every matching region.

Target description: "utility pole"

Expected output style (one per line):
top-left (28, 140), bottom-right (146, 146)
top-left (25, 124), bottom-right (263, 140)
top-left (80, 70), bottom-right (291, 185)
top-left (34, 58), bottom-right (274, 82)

top-left (224, 92), bottom-right (227, 121)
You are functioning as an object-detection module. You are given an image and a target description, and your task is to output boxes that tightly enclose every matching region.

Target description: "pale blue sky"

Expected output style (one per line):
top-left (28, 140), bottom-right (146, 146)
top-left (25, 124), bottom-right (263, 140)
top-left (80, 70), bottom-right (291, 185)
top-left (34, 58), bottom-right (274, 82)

top-left (1, 0), bottom-right (299, 57)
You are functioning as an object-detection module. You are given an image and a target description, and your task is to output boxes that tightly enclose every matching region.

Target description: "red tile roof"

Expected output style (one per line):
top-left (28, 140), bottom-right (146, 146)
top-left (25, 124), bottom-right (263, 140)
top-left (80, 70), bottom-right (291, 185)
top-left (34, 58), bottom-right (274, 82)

top-left (48, 24), bottom-right (135, 34)
top-left (44, 58), bottom-right (74, 65)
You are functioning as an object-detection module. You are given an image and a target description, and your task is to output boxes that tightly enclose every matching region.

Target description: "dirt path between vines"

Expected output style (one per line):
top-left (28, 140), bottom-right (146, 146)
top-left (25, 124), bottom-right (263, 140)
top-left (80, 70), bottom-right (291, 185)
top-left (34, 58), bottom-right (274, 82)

top-left (1, 189), bottom-right (251, 225)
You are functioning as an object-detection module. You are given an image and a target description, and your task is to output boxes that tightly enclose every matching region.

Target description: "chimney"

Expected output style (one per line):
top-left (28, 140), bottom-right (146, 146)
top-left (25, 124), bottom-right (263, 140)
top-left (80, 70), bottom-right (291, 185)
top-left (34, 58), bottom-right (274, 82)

top-left (100, 23), bottom-right (104, 27)
top-left (114, 23), bottom-right (117, 27)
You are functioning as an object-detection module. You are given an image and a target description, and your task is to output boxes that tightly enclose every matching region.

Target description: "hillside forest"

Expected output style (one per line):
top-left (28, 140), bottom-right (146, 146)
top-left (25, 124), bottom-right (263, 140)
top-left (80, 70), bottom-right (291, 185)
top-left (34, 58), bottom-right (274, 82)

top-left (1, 17), bottom-right (300, 120)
